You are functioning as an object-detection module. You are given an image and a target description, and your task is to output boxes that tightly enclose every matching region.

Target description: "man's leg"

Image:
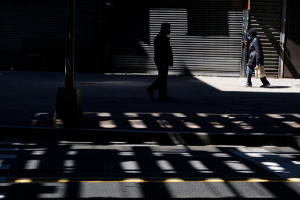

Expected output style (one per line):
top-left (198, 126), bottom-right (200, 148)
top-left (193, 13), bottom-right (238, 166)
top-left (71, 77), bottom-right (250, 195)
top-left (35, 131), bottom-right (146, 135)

top-left (260, 77), bottom-right (270, 87)
top-left (158, 64), bottom-right (168, 97)
top-left (246, 66), bottom-right (253, 87)
top-left (147, 64), bottom-right (167, 98)
top-left (147, 66), bottom-right (160, 98)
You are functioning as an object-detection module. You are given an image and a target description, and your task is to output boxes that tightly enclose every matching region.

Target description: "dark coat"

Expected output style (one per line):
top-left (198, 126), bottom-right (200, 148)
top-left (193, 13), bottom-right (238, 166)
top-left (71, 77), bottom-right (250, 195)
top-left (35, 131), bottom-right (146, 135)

top-left (247, 37), bottom-right (264, 68)
top-left (154, 33), bottom-right (173, 66)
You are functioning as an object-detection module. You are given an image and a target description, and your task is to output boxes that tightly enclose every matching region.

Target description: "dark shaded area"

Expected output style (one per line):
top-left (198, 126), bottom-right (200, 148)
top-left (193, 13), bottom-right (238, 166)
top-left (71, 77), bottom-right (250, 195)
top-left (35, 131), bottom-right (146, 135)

top-left (0, 71), bottom-right (299, 146)
top-left (0, 71), bottom-right (300, 198)
top-left (0, 0), bottom-right (98, 71)
top-left (0, 126), bottom-right (298, 147)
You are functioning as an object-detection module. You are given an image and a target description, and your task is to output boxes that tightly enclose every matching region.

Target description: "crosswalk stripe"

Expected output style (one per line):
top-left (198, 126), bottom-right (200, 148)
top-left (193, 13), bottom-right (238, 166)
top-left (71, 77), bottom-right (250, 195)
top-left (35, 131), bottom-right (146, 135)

top-left (228, 147), bottom-right (300, 177)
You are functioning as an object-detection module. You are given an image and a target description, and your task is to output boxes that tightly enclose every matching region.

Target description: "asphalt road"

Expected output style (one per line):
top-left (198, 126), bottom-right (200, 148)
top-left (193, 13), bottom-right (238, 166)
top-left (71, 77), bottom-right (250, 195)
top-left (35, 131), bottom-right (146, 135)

top-left (1, 137), bottom-right (300, 199)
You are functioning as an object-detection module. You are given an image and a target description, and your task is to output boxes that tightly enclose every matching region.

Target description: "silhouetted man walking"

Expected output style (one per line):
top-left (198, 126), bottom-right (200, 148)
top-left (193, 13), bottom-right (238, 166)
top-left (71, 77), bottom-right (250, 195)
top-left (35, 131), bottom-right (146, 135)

top-left (147, 23), bottom-right (173, 100)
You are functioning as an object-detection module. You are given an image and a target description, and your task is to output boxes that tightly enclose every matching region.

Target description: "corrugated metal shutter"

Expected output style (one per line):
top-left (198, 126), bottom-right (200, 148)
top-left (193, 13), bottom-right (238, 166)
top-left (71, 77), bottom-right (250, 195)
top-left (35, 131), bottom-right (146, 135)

top-left (0, 0), bottom-right (67, 70)
top-left (74, 0), bottom-right (98, 71)
top-left (0, 0), bottom-right (97, 71)
top-left (112, 0), bottom-right (243, 76)
top-left (249, 0), bottom-right (282, 77)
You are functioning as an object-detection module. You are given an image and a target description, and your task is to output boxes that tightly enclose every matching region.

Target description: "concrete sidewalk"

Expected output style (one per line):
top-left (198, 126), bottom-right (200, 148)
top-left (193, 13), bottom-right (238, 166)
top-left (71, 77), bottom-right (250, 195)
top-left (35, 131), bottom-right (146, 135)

top-left (0, 71), bottom-right (300, 145)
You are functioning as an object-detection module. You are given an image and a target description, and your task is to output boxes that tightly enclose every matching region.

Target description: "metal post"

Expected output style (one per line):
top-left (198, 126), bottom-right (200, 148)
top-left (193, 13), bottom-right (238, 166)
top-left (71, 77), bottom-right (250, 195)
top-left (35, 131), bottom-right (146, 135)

top-left (278, 0), bottom-right (287, 78)
top-left (240, 0), bottom-right (250, 78)
top-left (65, 0), bottom-right (75, 89)
top-left (54, 0), bottom-right (82, 123)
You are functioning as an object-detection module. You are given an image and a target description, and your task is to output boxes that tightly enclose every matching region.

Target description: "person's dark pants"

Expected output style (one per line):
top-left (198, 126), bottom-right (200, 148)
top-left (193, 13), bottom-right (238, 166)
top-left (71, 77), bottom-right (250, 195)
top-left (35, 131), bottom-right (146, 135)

top-left (149, 64), bottom-right (169, 97)
top-left (246, 65), bottom-right (270, 86)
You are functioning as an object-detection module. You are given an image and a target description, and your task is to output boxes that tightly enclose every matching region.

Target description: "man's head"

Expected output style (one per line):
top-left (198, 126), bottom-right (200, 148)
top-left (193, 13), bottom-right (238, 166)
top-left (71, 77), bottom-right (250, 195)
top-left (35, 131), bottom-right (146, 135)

top-left (247, 29), bottom-right (257, 40)
top-left (160, 23), bottom-right (171, 35)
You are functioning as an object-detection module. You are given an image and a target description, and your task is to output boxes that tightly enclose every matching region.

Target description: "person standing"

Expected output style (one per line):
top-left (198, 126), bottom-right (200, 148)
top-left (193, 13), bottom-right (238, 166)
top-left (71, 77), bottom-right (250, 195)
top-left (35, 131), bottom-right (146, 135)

top-left (147, 23), bottom-right (173, 100)
top-left (245, 29), bottom-right (270, 88)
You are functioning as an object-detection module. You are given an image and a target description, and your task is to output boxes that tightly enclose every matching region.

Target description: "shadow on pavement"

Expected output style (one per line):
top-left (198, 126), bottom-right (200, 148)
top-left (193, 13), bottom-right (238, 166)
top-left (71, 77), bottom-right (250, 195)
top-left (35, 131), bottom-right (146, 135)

top-left (1, 139), bottom-right (300, 199)
top-left (0, 72), bottom-right (300, 146)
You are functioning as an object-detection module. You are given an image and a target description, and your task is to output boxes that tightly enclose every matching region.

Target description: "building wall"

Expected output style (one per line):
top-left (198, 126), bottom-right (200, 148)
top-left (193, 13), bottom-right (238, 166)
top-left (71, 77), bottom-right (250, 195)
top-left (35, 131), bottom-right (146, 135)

top-left (0, 0), bottom-right (98, 71)
top-left (283, 0), bottom-right (300, 78)
top-left (0, 0), bottom-right (286, 77)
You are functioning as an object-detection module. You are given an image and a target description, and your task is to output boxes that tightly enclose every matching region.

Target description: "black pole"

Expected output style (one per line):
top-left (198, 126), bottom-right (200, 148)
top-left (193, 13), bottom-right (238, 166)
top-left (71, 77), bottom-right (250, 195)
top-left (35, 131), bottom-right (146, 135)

top-left (54, 0), bottom-right (82, 123)
top-left (241, 0), bottom-right (249, 78)
top-left (65, 0), bottom-right (75, 89)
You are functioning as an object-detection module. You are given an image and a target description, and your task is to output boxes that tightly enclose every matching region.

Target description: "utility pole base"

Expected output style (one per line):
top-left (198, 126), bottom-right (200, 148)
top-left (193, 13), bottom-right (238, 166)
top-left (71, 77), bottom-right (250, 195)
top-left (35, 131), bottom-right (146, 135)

top-left (54, 87), bottom-right (82, 122)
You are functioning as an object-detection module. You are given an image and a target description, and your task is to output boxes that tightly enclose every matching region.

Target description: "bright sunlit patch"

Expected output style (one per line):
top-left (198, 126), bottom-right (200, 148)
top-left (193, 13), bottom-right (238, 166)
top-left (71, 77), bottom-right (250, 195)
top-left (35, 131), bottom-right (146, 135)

top-left (204, 178), bottom-right (225, 182)
top-left (150, 113), bottom-right (161, 117)
top-left (246, 153), bottom-right (264, 158)
top-left (240, 126), bottom-right (254, 130)
top-left (283, 121), bottom-right (300, 128)
top-left (97, 113), bottom-right (112, 117)
top-left (124, 113), bottom-right (139, 117)
top-left (15, 179), bottom-right (32, 183)
top-left (156, 160), bottom-right (176, 173)
top-left (224, 132), bottom-right (236, 135)
top-left (196, 113), bottom-right (209, 117)
top-left (171, 113), bottom-right (187, 118)
top-left (210, 122), bottom-right (225, 129)
top-left (99, 120), bottom-right (117, 129)
top-left (182, 122), bottom-right (201, 129)
top-left (34, 113), bottom-right (49, 117)
top-left (292, 114), bottom-right (300, 118)
top-left (31, 151), bottom-right (46, 155)
top-left (118, 152), bottom-right (135, 156)
top-left (58, 179), bottom-right (69, 183)
top-left (120, 161), bottom-right (141, 171)
top-left (266, 114), bottom-right (285, 119)
top-left (123, 179), bottom-right (145, 183)
top-left (224, 161), bottom-right (252, 172)
top-left (261, 162), bottom-right (285, 172)
top-left (165, 178), bottom-right (184, 182)
top-left (287, 178), bottom-right (300, 182)
top-left (247, 178), bottom-right (269, 182)
top-left (292, 161), bottom-right (300, 165)
top-left (128, 120), bottom-right (147, 129)
top-left (212, 153), bottom-right (231, 158)
top-left (24, 160), bottom-right (41, 170)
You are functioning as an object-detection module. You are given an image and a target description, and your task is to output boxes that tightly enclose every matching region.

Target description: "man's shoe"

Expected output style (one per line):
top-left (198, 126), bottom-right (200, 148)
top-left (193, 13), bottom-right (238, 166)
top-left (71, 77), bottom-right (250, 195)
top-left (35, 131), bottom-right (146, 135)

top-left (147, 87), bottom-right (154, 98)
top-left (244, 85), bottom-right (252, 87)
top-left (159, 95), bottom-right (172, 100)
top-left (260, 83), bottom-right (270, 88)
